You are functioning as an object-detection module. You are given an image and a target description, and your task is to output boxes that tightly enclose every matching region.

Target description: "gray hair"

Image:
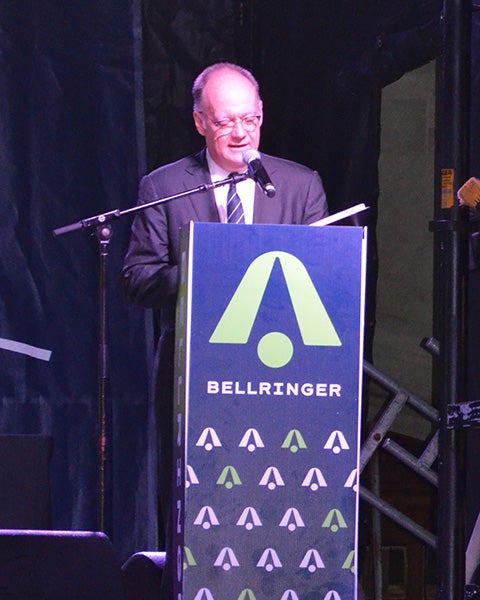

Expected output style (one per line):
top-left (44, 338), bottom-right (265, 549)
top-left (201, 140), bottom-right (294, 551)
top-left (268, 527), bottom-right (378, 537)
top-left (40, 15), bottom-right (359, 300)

top-left (192, 62), bottom-right (261, 112)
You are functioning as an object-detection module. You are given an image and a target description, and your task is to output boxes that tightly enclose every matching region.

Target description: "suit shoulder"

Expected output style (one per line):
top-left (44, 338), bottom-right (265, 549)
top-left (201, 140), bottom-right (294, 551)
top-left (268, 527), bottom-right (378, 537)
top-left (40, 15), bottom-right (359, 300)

top-left (137, 150), bottom-right (207, 203)
top-left (142, 151), bottom-right (205, 182)
top-left (261, 153), bottom-right (317, 176)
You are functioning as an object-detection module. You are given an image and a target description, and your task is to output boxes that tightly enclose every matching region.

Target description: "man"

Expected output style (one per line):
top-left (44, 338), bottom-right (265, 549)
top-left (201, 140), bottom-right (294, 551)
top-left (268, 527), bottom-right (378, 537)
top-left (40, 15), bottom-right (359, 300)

top-left (122, 62), bottom-right (328, 306)
top-left (121, 62), bottom-right (328, 589)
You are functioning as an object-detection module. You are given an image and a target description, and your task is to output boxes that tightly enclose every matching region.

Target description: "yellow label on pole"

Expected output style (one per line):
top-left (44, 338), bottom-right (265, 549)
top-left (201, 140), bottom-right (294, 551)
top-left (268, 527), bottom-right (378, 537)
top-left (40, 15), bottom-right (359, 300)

top-left (441, 168), bottom-right (455, 209)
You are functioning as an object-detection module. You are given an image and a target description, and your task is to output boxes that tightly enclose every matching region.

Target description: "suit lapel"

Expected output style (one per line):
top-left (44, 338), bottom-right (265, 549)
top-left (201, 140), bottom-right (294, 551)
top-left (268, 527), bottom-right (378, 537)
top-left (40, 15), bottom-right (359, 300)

top-left (183, 150), bottom-right (220, 222)
top-left (253, 187), bottom-right (270, 223)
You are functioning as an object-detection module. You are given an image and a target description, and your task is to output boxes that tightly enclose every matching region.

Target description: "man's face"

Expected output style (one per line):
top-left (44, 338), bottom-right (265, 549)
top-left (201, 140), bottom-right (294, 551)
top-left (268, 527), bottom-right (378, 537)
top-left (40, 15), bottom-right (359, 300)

top-left (193, 68), bottom-right (263, 173)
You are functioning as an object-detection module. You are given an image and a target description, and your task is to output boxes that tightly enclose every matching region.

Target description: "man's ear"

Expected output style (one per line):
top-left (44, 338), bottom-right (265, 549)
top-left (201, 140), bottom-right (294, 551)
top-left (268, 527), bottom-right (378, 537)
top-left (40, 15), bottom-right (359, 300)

top-left (193, 111), bottom-right (206, 136)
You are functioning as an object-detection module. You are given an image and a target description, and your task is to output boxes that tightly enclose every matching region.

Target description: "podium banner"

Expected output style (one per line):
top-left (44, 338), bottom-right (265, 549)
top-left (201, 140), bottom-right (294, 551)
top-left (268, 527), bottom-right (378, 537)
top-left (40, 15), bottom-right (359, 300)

top-left (173, 223), bottom-right (366, 600)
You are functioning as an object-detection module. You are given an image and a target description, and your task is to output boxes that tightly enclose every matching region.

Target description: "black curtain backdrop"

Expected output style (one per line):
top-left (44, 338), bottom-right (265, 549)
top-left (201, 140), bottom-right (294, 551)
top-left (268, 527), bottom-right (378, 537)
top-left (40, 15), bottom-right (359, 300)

top-left (0, 0), bottom-right (445, 568)
top-left (142, 0), bottom-right (239, 171)
top-left (0, 0), bottom-right (155, 562)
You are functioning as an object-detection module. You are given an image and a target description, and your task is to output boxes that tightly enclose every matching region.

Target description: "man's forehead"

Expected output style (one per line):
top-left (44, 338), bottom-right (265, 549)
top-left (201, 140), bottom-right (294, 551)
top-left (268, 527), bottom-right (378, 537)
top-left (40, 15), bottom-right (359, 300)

top-left (203, 69), bottom-right (258, 100)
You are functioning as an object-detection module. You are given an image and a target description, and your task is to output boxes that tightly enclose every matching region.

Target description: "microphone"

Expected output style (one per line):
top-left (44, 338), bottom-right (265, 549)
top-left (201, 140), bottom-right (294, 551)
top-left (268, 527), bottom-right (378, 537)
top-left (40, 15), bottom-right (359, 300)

top-left (242, 149), bottom-right (276, 198)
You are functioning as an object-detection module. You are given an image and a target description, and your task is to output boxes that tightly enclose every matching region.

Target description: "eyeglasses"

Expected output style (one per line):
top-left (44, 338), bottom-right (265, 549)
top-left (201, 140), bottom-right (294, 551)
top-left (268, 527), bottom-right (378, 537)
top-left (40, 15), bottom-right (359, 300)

top-left (200, 113), bottom-right (261, 133)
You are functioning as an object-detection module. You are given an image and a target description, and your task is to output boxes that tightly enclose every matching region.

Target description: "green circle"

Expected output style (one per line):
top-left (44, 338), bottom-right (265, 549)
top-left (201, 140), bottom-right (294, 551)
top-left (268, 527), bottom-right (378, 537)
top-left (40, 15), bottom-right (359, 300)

top-left (257, 332), bottom-right (294, 368)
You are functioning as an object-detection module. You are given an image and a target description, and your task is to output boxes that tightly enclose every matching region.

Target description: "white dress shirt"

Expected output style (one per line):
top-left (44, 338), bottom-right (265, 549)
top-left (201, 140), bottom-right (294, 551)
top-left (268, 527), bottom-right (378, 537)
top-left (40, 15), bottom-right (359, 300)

top-left (206, 150), bottom-right (256, 224)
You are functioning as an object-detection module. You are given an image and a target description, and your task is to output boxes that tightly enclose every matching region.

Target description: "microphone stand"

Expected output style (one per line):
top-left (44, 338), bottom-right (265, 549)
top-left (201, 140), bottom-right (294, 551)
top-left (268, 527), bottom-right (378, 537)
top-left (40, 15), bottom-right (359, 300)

top-left (52, 173), bottom-right (248, 532)
top-left (52, 173), bottom-right (248, 236)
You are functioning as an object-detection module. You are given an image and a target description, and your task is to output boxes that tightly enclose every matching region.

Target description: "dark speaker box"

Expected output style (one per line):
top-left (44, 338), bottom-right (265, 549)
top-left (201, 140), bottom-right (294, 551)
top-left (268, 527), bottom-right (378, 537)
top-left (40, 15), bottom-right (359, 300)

top-left (0, 435), bottom-right (53, 528)
top-left (0, 529), bottom-right (124, 599)
top-left (121, 551), bottom-right (165, 599)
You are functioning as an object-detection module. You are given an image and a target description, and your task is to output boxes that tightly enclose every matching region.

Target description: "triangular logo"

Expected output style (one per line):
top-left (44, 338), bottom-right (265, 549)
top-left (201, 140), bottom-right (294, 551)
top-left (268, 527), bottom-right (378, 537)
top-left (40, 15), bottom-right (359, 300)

top-left (237, 506), bottom-right (263, 530)
top-left (279, 507), bottom-right (305, 531)
top-left (302, 467), bottom-right (328, 490)
top-left (217, 466), bottom-right (242, 489)
top-left (280, 591), bottom-right (300, 600)
top-left (184, 546), bottom-right (197, 569)
top-left (196, 427), bottom-right (222, 451)
top-left (237, 590), bottom-right (257, 600)
top-left (193, 588), bottom-right (216, 600)
top-left (324, 430), bottom-right (350, 454)
top-left (299, 549), bottom-right (325, 572)
top-left (281, 429), bottom-right (307, 453)
top-left (186, 464), bottom-right (200, 488)
top-left (342, 550), bottom-right (356, 573)
top-left (209, 251), bottom-right (341, 368)
top-left (344, 468), bottom-right (357, 489)
top-left (323, 592), bottom-right (342, 600)
top-left (194, 506), bottom-right (220, 529)
top-left (257, 548), bottom-right (282, 571)
top-left (322, 509), bottom-right (348, 532)
top-left (259, 466), bottom-right (285, 490)
top-left (239, 428), bottom-right (265, 451)
top-left (214, 547), bottom-right (240, 571)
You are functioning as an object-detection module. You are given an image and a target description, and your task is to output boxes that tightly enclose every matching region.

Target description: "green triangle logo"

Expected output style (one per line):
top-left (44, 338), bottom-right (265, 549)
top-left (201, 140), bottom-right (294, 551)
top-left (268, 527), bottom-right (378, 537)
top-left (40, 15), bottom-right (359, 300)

top-left (322, 508), bottom-right (348, 532)
top-left (281, 429), bottom-right (307, 453)
top-left (237, 590), bottom-right (257, 600)
top-left (216, 465), bottom-right (242, 489)
top-left (210, 251), bottom-right (341, 367)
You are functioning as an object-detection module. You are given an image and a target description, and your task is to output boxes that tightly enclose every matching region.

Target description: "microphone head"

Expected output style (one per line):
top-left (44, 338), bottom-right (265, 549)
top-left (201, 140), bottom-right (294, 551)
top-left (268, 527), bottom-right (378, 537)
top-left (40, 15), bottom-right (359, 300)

top-left (242, 148), bottom-right (260, 165)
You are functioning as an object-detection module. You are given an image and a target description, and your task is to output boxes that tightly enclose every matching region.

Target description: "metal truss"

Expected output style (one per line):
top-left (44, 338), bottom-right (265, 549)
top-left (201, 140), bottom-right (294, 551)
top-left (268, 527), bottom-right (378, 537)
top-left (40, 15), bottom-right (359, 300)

top-left (359, 358), bottom-right (439, 598)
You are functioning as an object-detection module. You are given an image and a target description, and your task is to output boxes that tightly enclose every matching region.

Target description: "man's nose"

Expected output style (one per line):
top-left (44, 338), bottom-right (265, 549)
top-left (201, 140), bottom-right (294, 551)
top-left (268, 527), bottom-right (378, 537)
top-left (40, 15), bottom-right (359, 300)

top-left (230, 121), bottom-right (247, 136)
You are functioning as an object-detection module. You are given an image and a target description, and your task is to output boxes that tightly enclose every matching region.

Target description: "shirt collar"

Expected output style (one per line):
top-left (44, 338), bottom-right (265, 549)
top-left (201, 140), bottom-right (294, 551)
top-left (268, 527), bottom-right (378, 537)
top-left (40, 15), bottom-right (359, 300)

top-left (206, 149), bottom-right (247, 181)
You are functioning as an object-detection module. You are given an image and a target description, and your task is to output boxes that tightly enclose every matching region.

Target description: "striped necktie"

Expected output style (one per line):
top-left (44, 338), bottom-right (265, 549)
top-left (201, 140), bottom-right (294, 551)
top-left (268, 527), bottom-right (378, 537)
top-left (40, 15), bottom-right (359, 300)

top-left (226, 174), bottom-right (245, 224)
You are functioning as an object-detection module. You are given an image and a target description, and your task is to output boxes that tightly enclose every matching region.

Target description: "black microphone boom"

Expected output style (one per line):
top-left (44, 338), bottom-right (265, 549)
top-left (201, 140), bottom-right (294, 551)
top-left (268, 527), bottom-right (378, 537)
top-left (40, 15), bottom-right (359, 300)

top-left (242, 149), bottom-right (276, 197)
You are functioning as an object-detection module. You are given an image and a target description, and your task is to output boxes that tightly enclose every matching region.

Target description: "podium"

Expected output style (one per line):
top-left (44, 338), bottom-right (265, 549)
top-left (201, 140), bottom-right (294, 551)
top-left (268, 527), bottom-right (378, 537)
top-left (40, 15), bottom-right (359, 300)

top-left (172, 222), bottom-right (366, 600)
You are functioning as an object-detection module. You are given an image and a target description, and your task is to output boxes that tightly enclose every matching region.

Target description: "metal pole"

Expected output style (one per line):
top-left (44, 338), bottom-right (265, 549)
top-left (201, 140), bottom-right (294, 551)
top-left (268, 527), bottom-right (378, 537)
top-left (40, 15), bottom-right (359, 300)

top-left (96, 224), bottom-right (113, 533)
top-left (434, 1), bottom-right (471, 597)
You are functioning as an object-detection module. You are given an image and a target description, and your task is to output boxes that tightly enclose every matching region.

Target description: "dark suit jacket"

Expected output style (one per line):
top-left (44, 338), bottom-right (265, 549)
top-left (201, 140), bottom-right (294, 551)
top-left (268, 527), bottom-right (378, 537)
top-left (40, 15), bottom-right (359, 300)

top-left (122, 148), bottom-right (328, 311)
